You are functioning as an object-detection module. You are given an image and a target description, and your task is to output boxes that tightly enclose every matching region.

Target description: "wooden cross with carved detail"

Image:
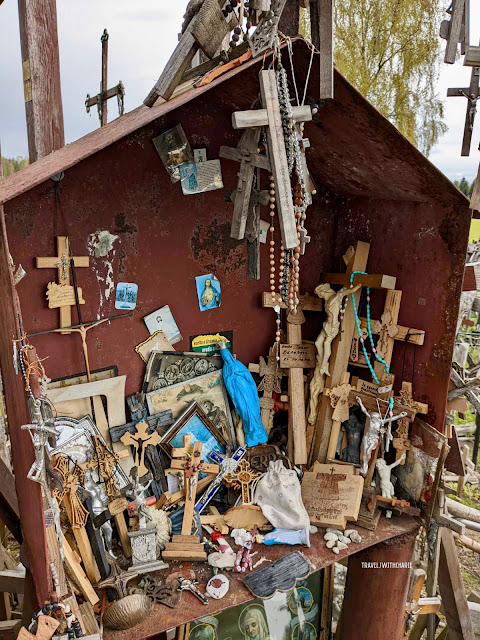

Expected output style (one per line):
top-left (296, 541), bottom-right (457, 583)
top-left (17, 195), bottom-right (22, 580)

top-left (248, 346), bottom-right (285, 433)
top-left (36, 236), bottom-right (89, 333)
top-left (447, 61), bottom-right (480, 156)
top-left (85, 29), bottom-right (125, 127)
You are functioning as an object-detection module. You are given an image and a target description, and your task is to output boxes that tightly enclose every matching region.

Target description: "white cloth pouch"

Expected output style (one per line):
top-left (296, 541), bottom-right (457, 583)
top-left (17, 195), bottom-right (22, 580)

top-left (253, 460), bottom-right (310, 530)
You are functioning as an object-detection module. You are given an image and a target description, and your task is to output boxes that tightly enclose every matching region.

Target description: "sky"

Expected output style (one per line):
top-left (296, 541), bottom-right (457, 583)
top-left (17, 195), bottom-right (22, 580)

top-left (0, 1), bottom-right (479, 183)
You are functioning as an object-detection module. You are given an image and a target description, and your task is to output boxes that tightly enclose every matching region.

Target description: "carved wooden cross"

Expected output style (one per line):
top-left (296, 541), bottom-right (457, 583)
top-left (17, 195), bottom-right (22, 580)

top-left (231, 70), bottom-right (313, 250)
top-left (120, 419), bottom-right (162, 478)
top-left (223, 458), bottom-right (261, 504)
top-left (36, 236), bottom-right (89, 333)
top-left (447, 63), bottom-right (480, 156)
top-left (85, 30), bottom-right (125, 127)
top-left (248, 346), bottom-right (284, 433)
top-left (393, 382), bottom-right (428, 465)
top-left (349, 290), bottom-right (425, 378)
top-left (325, 371), bottom-right (351, 461)
top-left (262, 292), bottom-right (324, 464)
top-left (169, 436), bottom-right (219, 536)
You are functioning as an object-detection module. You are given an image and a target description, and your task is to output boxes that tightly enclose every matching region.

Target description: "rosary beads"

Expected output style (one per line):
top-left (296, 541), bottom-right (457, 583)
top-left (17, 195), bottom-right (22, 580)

top-left (269, 176), bottom-right (282, 356)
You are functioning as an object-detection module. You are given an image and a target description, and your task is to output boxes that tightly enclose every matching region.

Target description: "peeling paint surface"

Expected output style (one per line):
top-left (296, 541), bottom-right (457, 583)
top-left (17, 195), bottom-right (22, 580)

top-left (87, 230), bottom-right (119, 318)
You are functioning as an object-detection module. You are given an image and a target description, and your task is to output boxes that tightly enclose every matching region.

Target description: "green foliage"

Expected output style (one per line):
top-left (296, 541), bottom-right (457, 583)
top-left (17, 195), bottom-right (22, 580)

top-left (453, 177), bottom-right (475, 198)
top-left (1, 156), bottom-right (29, 177)
top-left (332, 0), bottom-right (447, 155)
top-left (448, 483), bottom-right (480, 509)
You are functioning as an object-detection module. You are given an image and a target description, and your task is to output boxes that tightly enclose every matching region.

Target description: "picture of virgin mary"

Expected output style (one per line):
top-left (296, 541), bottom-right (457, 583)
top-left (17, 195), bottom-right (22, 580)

top-left (238, 606), bottom-right (271, 640)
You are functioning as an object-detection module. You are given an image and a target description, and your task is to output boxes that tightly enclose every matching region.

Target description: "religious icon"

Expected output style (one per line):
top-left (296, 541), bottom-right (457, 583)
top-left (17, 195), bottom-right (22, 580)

top-left (143, 305), bottom-right (182, 344)
top-left (238, 605), bottom-right (271, 640)
top-left (196, 274), bottom-right (221, 311)
top-left (152, 125), bottom-right (194, 183)
top-left (179, 160), bottom-right (224, 196)
top-left (115, 282), bottom-right (138, 310)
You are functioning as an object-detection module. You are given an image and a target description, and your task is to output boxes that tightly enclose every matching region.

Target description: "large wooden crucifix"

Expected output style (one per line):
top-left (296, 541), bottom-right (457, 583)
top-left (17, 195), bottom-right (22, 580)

top-left (308, 241), bottom-right (397, 465)
top-left (231, 70), bottom-right (313, 250)
top-left (262, 292), bottom-right (323, 464)
top-left (85, 30), bottom-right (125, 127)
top-left (447, 63), bottom-right (480, 156)
top-left (36, 236), bottom-right (89, 333)
top-left (162, 436), bottom-right (219, 562)
top-left (349, 289), bottom-right (425, 377)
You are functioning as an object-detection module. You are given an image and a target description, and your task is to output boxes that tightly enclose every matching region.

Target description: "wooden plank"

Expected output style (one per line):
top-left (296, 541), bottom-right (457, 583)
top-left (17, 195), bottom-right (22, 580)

top-left (232, 105), bottom-right (312, 129)
top-left (101, 31), bottom-right (108, 127)
top-left (219, 145), bottom-right (271, 172)
top-left (319, 0), bottom-right (333, 99)
top-left (230, 128), bottom-right (261, 240)
top-left (161, 550), bottom-right (207, 561)
top-left (17, 0), bottom-right (64, 162)
top-left (172, 535), bottom-right (201, 544)
top-left (164, 542), bottom-right (205, 551)
top-left (318, 272), bottom-right (396, 289)
top-left (0, 458), bottom-right (21, 544)
top-left (0, 571), bottom-right (25, 594)
top-left (464, 45), bottom-right (480, 66)
top-left (191, 0), bottom-right (229, 59)
top-left (287, 320), bottom-right (308, 465)
top-left (62, 535), bottom-right (99, 606)
top-left (0, 204), bottom-right (49, 605)
top-left (438, 528), bottom-right (475, 640)
top-left (259, 70), bottom-right (297, 250)
top-left (262, 292), bottom-right (323, 312)
top-left (445, 0), bottom-right (465, 63)
top-left (310, 241), bottom-right (370, 464)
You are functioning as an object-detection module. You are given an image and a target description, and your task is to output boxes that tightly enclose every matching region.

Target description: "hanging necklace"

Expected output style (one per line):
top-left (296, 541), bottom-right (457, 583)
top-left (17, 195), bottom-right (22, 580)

top-left (349, 271), bottom-right (394, 413)
top-left (268, 175), bottom-right (283, 361)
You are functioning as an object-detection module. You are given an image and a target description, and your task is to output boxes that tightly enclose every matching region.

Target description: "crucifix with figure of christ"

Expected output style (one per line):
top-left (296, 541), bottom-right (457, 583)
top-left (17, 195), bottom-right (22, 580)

top-left (120, 419), bottom-right (162, 478)
top-left (85, 29), bottom-right (125, 127)
top-left (162, 436), bottom-right (219, 562)
top-left (447, 59), bottom-right (480, 156)
top-left (36, 236), bottom-right (89, 333)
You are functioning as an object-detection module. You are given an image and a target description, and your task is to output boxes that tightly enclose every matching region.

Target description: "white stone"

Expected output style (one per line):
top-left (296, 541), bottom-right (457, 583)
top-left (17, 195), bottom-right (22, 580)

top-left (327, 528), bottom-right (344, 536)
top-left (339, 536), bottom-right (351, 544)
top-left (208, 551), bottom-right (236, 569)
top-left (332, 546), bottom-right (340, 554)
top-left (336, 542), bottom-right (348, 551)
top-left (344, 529), bottom-right (356, 537)
top-left (326, 540), bottom-right (336, 549)
top-left (206, 574), bottom-right (230, 599)
top-left (350, 532), bottom-right (362, 544)
top-left (309, 525), bottom-right (318, 534)
top-left (324, 532), bottom-right (338, 542)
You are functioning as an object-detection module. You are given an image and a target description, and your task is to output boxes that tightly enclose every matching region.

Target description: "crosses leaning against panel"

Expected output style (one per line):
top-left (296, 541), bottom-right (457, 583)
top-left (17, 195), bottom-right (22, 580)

top-left (447, 63), bottom-right (480, 156)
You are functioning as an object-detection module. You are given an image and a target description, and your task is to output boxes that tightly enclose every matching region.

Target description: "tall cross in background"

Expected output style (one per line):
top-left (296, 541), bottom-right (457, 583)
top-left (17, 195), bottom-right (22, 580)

top-left (85, 29), bottom-right (125, 127)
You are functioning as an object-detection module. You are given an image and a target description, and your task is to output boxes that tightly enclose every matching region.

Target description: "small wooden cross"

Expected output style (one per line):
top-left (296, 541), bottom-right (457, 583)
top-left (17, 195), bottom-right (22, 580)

top-left (223, 458), bottom-right (261, 504)
top-left (36, 236), bottom-right (89, 333)
top-left (231, 70), bottom-right (313, 250)
top-left (85, 30), bottom-right (125, 127)
top-left (325, 371), bottom-right (351, 461)
top-left (349, 290), bottom-right (425, 377)
top-left (447, 63), bottom-right (480, 156)
top-left (248, 346), bottom-right (284, 433)
top-left (401, 569), bottom-right (441, 636)
top-left (120, 419), bottom-right (163, 478)
top-left (393, 381), bottom-right (428, 465)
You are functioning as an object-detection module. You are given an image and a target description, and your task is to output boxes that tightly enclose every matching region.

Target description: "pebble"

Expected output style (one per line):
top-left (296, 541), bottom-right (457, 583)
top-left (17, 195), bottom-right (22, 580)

top-left (332, 546), bottom-right (340, 554)
top-left (327, 528), bottom-right (344, 536)
top-left (326, 540), bottom-right (336, 549)
top-left (350, 532), bottom-right (362, 544)
top-left (324, 532), bottom-right (338, 542)
top-left (339, 536), bottom-right (351, 544)
top-left (336, 542), bottom-right (348, 551)
top-left (344, 529), bottom-right (356, 537)
top-left (309, 525), bottom-right (318, 534)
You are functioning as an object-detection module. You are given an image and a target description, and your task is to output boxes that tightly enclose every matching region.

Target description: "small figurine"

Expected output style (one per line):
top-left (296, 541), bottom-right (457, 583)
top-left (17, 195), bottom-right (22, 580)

top-left (217, 341), bottom-right (267, 447)
top-left (129, 467), bottom-right (153, 529)
top-left (375, 454), bottom-right (406, 499)
top-left (231, 528), bottom-right (257, 573)
top-left (356, 396), bottom-right (407, 475)
top-left (341, 413), bottom-right (364, 465)
top-left (83, 469), bottom-right (115, 557)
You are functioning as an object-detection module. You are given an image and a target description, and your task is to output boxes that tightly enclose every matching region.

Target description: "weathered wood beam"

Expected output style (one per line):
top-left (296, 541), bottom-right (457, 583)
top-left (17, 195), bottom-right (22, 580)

top-left (17, 0), bottom-right (64, 162)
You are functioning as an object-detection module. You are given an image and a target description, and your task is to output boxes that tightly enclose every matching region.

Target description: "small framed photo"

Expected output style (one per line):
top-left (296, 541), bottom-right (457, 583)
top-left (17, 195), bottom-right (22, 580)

top-left (115, 282), bottom-right (138, 310)
top-left (152, 125), bottom-right (194, 183)
top-left (160, 401), bottom-right (227, 460)
top-left (135, 331), bottom-right (173, 363)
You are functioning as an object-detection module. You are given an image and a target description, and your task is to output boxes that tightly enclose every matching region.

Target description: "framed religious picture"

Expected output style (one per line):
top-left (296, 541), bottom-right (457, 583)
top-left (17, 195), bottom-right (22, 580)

top-left (146, 370), bottom-right (235, 444)
top-left (143, 351), bottom-right (223, 393)
top-left (135, 331), bottom-right (174, 363)
top-left (186, 571), bottom-right (322, 640)
top-left (160, 402), bottom-right (227, 461)
top-left (152, 124), bottom-right (194, 183)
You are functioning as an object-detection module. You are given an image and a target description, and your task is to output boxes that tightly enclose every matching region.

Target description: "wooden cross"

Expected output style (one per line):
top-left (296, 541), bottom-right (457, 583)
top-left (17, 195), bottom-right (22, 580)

top-left (36, 236), bottom-right (89, 333)
top-left (162, 436), bottom-right (219, 562)
top-left (325, 371), bottom-right (351, 461)
top-left (223, 458), bottom-right (261, 503)
top-left (81, 436), bottom-right (132, 558)
top-left (245, 174), bottom-right (270, 280)
top-left (441, 0), bottom-right (468, 63)
top-left (120, 419), bottom-right (162, 478)
top-left (85, 30), bottom-right (125, 127)
top-left (232, 70), bottom-right (313, 250)
top-left (349, 290), bottom-right (425, 377)
top-left (393, 381), bottom-right (428, 465)
top-left (262, 292), bottom-right (324, 464)
top-left (144, 0), bottom-right (231, 105)
top-left (52, 455), bottom-right (101, 584)
top-left (447, 63), bottom-right (480, 156)
top-left (401, 569), bottom-right (441, 636)
top-left (248, 346), bottom-right (284, 433)
top-left (309, 241), bottom-right (397, 464)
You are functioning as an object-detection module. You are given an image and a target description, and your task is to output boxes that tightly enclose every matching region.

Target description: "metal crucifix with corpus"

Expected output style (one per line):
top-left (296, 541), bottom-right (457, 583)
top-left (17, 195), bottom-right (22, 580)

top-left (85, 29), bottom-right (125, 127)
top-left (447, 61), bottom-right (480, 156)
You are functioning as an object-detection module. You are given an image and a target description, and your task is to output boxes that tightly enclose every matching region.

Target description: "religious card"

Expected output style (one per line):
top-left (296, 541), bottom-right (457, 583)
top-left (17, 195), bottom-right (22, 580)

top-left (195, 274), bottom-right (221, 311)
top-left (47, 282), bottom-right (85, 309)
top-left (135, 330), bottom-right (174, 363)
top-left (143, 351), bottom-right (223, 393)
top-left (143, 305), bottom-right (182, 344)
top-left (152, 124), bottom-right (194, 183)
top-left (179, 160), bottom-right (223, 195)
top-left (115, 282), bottom-right (138, 310)
top-left (194, 148), bottom-right (207, 163)
top-left (301, 462), bottom-right (363, 528)
top-left (146, 370), bottom-right (235, 444)
top-left (259, 219), bottom-right (270, 244)
top-left (190, 331), bottom-right (233, 354)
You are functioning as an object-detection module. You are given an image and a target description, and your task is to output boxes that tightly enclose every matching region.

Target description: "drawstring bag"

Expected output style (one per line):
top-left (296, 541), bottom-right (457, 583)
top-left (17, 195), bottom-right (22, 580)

top-left (253, 461), bottom-right (310, 531)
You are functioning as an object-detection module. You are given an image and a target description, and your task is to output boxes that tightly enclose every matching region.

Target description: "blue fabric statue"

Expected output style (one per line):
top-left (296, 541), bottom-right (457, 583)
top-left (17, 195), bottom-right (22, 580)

top-left (217, 341), bottom-right (267, 447)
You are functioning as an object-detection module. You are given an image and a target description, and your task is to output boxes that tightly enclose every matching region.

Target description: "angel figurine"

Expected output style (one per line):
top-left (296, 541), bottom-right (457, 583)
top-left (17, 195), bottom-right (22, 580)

top-left (356, 396), bottom-right (407, 475)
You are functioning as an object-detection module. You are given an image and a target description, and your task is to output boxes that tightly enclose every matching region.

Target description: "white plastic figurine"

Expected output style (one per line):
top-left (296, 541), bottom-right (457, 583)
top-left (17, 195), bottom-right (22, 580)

top-left (375, 454), bottom-right (406, 499)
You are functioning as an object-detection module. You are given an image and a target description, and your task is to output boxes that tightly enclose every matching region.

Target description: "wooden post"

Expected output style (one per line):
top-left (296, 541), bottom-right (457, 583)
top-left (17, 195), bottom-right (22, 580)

top-left (318, 0), bottom-right (333, 100)
top-left (101, 30), bottom-right (108, 127)
top-left (286, 309), bottom-right (308, 464)
top-left (17, 0), bottom-right (64, 163)
top-left (0, 205), bottom-right (49, 606)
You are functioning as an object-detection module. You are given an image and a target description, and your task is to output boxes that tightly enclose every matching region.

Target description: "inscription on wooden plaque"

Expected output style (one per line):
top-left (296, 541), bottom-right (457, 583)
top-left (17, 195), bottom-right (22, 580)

top-left (280, 343), bottom-right (316, 368)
